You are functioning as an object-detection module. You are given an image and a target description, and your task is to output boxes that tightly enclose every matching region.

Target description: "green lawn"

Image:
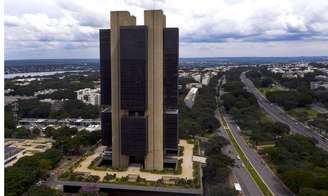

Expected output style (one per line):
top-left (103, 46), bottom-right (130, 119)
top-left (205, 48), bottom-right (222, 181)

top-left (259, 85), bottom-right (288, 96)
top-left (287, 107), bottom-right (319, 122)
top-left (220, 112), bottom-right (274, 196)
top-left (259, 111), bottom-right (273, 124)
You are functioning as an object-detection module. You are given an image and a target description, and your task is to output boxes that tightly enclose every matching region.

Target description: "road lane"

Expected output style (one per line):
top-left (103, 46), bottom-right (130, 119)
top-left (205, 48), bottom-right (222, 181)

top-left (218, 127), bottom-right (264, 196)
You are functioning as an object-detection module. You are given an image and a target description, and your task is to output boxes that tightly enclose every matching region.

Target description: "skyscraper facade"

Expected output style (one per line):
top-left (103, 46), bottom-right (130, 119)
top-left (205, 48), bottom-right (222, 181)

top-left (100, 10), bottom-right (178, 171)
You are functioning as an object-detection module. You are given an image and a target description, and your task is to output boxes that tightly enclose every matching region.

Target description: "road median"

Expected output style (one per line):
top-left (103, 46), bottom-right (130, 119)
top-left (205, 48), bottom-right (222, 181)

top-left (219, 111), bottom-right (274, 196)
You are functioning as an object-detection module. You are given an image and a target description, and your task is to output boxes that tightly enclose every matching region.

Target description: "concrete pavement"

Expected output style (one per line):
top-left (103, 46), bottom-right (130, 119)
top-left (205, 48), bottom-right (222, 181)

top-left (74, 140), bottom-right (195, 181)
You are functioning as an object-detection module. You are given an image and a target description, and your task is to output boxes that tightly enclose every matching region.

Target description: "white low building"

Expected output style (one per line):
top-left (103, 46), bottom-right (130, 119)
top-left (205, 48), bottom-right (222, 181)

top-left (282, 72), bottom-right (298, 79)
top-left (34, 89), bottom-right (57, 96)
top-left (201, 75), bottom-right (210, 86)
top-left (192, 74), bottom-right (202, 82)
top-left (186, 83), bottom-right (202, 89)
top-left (311, 81), bottom-right (328, 89)
top-left (316, 75), bottom-right (328, 81)
top-left (184, 87), bottom-right (198, 109)
top-left (76, 88), bottom-right (100, 105)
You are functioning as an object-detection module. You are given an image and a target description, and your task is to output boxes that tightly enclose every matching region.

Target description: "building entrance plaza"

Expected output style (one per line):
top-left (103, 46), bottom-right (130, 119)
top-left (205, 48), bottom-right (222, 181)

top-left (73, 140), bottom-right (195, 181)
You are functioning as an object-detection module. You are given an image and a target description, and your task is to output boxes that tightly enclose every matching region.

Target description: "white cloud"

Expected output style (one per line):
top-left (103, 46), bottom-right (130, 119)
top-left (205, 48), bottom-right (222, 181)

top-left (4, 0), bottom-right (328, 59)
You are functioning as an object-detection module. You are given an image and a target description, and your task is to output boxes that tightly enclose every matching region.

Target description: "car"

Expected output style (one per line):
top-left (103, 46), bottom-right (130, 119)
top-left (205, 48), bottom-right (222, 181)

top-left (236, 155), bottom-right (240, 160)
top-left (241, 163), bottom-right (245, 168)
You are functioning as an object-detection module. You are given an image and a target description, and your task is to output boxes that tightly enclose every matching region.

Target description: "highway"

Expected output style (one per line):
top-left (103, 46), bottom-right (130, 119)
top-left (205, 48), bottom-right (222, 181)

top-left (216, 120), bottom-right (264, 196)
top-left (240, 72), bottom-right (328, 152)
top-left (217, 76), bottom-right (264, 196)
top-left (217, 77), bottom-right (293, 196)
top-left (221, 112), bottom-right (293, 196)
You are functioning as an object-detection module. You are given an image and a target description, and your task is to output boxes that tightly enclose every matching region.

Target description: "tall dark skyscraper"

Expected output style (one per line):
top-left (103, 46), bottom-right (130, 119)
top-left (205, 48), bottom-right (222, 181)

top-left (100, 10), bottom-right (179, 170)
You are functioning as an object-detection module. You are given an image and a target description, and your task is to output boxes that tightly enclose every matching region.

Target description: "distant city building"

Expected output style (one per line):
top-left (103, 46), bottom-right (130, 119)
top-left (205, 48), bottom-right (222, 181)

top-left (5, 95), bottom-right (34, 105)
top-left (18, 118), bottom-right (100, 131)
top-left (178, 71), bottom-right (189, 78)
top-left (282, 72), bottom-right (298, 79)
top-left (178, 84), bottom-right (183, 90)
top-left (211, 71), bottom-right (218, 76)
top-left (76, 88), bottom-right (100, 105)
top-left (186, 82), bottom-right (202, 89)
top-left (268, 63), bottom-right (319, 80)
top-left (316, 75), bottom-right (328, 81)
top-left (184, 87), bottom-right (198, 108)
top-left (34, 89), bottom-right (57, 96)
top-left (201, 74), bottom-right (210, 85)
top-left (310, 81), bottom-right (328, 89)
top-left (191, 74), bottom-right (201, 82)
top-left (5, 89), bottom-right (14, 94)
top-left (100, 10), bottom-right (179, 170)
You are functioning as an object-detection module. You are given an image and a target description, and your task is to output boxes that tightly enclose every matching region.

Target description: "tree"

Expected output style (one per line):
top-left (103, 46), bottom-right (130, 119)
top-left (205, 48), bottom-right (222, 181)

top-left (179, 119), bottom-right (201, 138)
top-left (266, 90), bottom-right (313, 109)
top-left (5, 166), bottom-right (41, 196)
top-left (31, 128), bottom-right (41, 137)
top-left (298, 188), bottom-right (321, 196)
top-left (12, 127), bottom-right (31, 139)
top-left (50, 100), bottom-right (100, 119)
top-left (17, 99), bottom-right (51, 118)
top-left (27, 186), bottom-right (61, 196)
top-left (39, 159), bottom-right (53, 170)
top-left (203, 136), bottom-right (234, 185)
top-left (260, 77), bottom-right (273, 87)
top-left (5, 110), bottom-right (15, 130)
top-left (208, 185), bottom-right (238, 196)
top-left (265, 135), bottom-right (328, 194)
top-left (281, 170), bottom-right (314, 193)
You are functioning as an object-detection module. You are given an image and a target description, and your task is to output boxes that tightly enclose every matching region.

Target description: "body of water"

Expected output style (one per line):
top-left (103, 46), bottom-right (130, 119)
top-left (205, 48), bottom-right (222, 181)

top-left (4, 70), bottom-right (87, 79)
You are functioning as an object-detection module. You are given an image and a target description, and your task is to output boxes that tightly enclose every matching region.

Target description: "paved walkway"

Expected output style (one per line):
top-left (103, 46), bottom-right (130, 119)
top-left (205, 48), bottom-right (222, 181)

top-left (74, 140), bottom-right (194, 181)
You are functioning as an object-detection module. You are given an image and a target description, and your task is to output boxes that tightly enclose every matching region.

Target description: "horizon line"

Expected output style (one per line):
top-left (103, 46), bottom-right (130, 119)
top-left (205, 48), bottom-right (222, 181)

top-left (5, 55), bottom-right (328, 61)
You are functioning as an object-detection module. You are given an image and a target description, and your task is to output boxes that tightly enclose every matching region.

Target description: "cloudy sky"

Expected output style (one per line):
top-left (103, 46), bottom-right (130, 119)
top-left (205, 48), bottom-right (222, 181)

top-left (4, 0), bottom-right (328, 59)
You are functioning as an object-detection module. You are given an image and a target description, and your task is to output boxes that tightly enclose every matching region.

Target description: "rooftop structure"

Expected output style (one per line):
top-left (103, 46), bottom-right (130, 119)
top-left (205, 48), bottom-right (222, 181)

top-left (5, 138), bottom-right (53, 168)
top-left (34, 89), bottom-right (57, 96)
top-left (184, 87), bottom-right (198, 109)
top-left (76, 88), bottom-right (100, 106)
top-left (18, 118), bottom-right (100, 131)
top-left (201, 74), bottom-right (210, 86)
top-left (310, 81), bottom-right (328, 90)
top-left (186, 83), bottom-right (202, 89)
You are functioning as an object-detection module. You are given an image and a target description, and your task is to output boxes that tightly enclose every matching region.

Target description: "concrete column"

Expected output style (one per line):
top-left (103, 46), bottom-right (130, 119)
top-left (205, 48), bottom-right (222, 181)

top-left (144, 10), bottom-right (165, 171)
top-left (111, 11), bottom-right (136, 169)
